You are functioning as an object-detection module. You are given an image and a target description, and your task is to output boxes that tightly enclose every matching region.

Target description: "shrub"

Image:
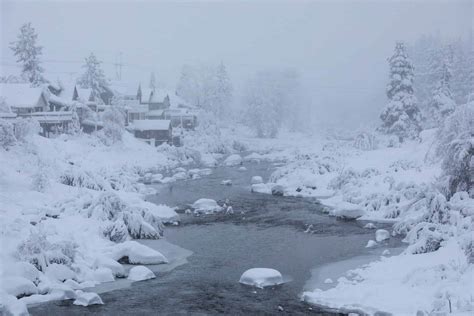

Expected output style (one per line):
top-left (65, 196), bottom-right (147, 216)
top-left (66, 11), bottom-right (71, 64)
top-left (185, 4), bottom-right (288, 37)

top-left (353, 132), bottom-right (378, 150)
top-left (0, 119), bottom-right (16, 148)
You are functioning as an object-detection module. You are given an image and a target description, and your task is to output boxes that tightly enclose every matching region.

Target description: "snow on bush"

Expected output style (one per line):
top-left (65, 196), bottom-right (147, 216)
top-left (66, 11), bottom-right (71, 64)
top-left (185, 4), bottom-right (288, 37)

top-left (0, 119), bottom-right (16, 148)
top-left (2, 277), bottom-right (38, 298)
top-left (13, 118), bottom-right (40, 142)
top-left (435, 103), bottom-right (473, 197)
top-left (99, 107), bottom-right (125, 145)
top-left (353, 131), bottom-right (378, 151)
top-left (59, 191), bottom-right (168, 240)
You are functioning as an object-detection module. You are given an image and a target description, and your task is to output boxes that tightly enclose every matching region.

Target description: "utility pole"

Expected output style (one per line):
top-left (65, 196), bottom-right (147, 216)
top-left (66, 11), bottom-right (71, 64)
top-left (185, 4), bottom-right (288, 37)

top-left (114, 52), bottom-right (123, 80)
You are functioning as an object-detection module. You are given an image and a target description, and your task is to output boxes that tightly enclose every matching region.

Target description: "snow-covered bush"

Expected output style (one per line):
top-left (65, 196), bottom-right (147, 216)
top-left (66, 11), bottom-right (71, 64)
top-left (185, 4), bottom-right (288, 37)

top-left (435, 103), bottom-right (474, 197)
top-left (0, 119), bottom-right (16, 148)
top-left (100, 107), bottom-right (125, 145)
top-left (16, 229), bottom-right (78, 271)
top-left (60, 168), bottom-right (108, 191)
top-left (31, 161), bottom-right (50, 192)
top-left (353, 131), bottom-right (378, 150)
top-left (13, 118), bottom-right (40, 142)
top-left (61, 192), bottom-right (166, 241)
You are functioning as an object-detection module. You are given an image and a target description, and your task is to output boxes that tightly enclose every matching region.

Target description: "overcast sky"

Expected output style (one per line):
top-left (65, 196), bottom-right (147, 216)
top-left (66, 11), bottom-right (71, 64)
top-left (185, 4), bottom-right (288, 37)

top-left (1, 0), bottom-right (472, 128)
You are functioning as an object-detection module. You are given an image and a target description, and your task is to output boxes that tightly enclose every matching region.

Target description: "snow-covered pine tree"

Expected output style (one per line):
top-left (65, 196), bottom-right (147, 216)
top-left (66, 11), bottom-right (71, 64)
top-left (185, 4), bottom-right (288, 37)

top-left (428, 61), bottom-right (456, 126)
top-left (9, 23), bottom-right (46, 86)
top-left (380, 42), bottom-right (421, 141)
top-left (77, 53), bottom-right (108, 103)
top-left (214, 62), bottom-right (233, 120)
top-left (149, 72), bottom-right (156, 90)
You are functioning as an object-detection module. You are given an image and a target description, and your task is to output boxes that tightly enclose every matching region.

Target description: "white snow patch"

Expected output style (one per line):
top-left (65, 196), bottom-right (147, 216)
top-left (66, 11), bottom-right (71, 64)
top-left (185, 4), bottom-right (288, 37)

top-left (127, 266), bottom-right (156, 281)
top-left (73, 291), bottom-right (103, 306)
top-left (375, 229), bottom-right (390, 242)
top-left (107, 241), bottom-right (168, 265)
top-left (239, 268), bottom-right (284, 288)
top-left (223, 154), bottom-right (242, 166)
top-left (191, 198), bottom-right (222, 214)
top-left (251, 176), bottom-right (263, 184)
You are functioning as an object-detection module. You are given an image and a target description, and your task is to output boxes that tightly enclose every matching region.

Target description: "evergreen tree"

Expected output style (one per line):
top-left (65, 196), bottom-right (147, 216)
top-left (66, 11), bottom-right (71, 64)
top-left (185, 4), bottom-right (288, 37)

top-left (428, 62), bottom-right (456, 126)
top-left (10, 23), bottom-right (46, 86)
top-left (149, 72), bottom-right (156, 90)
top-left (380, 42), bottom-right (421, 141)
top-left (214, 62), bottom-right (233, 119)
top-left (77, 53), bottom-right (108, 103)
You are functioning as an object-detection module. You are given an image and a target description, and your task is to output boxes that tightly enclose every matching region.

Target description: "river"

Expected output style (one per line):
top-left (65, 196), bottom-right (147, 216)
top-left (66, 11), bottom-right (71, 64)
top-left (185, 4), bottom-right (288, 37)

top-left (30, 160), bottom-right (401, 315)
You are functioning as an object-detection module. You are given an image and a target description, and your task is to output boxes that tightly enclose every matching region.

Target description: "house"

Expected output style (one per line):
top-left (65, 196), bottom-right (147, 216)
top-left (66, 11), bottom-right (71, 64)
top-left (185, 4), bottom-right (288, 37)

top-left (0, 83), bottom-right (73, 137)
top-left (0, 83), bottom-right (49, 114)
top-left (127, 104), bottom-right (148, 123)
top-left (129, 119), bottom-right (172, 146)
top-left (163, 108), bottom-right (197, 130)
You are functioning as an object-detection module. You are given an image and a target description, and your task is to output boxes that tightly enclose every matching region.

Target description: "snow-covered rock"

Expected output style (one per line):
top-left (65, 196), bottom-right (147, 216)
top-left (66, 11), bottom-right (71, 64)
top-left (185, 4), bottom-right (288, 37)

top-left (127, 266), bottom-right (156, 281)
top-left (93, 256), bottom-right (126, 277)
top-left (244, 152), bottom-right (263, 162)
top-left (150, 174), bottom-right (163, 183)
top-left (332, 202), bottom-right (364, 219)
top-left (172, 172), bottom-right (187, 180)
top-left (375, 229), bottom-right (390, 242)
top-left (382, 249), bottom-right (391, 256)
top-left (108, 241), bottom-right (168, 264)
top-left (2, 277), bottom-right (38, 297)
top-left (251, 183), bottom-right (272, 194)
top-left (11, 262), bottom-right (40, 282)
top-left (223, 154), bottom-right (242, 166)
top-left (239, 268), bottom-right (284, 288)
top-left (238, 166), bottom-right (247, 171)
top-left (324, 278), bottom-right (333, 284)
top-left (364, 223), bottom-right (376, 229)
top-left (251, 176), bottom-right (263, 184)
top-left (92, 267), bottom-right (115, 283)
top-left (366, 240), bottom-right (377, 248)
top-left (44, 264), bottom-right (75, 282)
top-left (0, 295), bottom-right (29, 316)
top-left (221, 180), bottom-right (232, 186)
top-left (200, 154), bottom-right (218, 167)
top-left (271, 185), bottom-right (285, 196)
top-left (191, 198), bottom-right (222, 214)
top-left (73, 291), bottom-right (103, 306)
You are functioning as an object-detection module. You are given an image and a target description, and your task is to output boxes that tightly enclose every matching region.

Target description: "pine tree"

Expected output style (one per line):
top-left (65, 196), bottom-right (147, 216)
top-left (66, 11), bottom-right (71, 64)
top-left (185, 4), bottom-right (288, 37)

top-left (77, 53), bottom-right (108, 103)
top-left (380, 42), bottom-right (421, 141)
top-left (429, 61), bottom-right (456, 125)
top-left (214, 62), bottom-right (233, 119)
top-left (149, 72), bottom-right (156, 90)
top-left (10, 23), bottom-right (46, 86)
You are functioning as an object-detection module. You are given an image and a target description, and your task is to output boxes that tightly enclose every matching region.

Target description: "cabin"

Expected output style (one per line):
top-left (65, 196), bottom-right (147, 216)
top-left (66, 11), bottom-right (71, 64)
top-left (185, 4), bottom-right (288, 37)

top-left (130, 119), bottom-right (172, 146)
top-left (0, 83), bottom-right (49, 114)
top-left (0, 83), bottom-right (73, 137)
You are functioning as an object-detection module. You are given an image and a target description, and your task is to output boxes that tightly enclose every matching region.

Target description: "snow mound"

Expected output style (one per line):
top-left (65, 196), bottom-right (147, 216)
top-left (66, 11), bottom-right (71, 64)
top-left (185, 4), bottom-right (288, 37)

top-left (0, 295), bottom-right (29, 316)
top-left (332, 202), bottom-right (364, 219)
top-left (221, 180), bottom-right (232, 186)
top-left (73, 291), bottom-right (103, 306)
top-left (324, 278), bottom-right (333, 284)
top-left (44, 264), bottom-right (75, 282)
top-left (127, 266), bottom-right (156, 281)
top-left (364, 223), bottom-right (376, 229)
top-left (366, 240), bottom-right (377, 248)
top-left (251, 183), bottom-right (272, 194)
top-left (223, 154), bottom-right (242, 166)
top-left (251, 176), bottom-right (263, 184)
top-left (92, 267), bottom-right (115, 283)
top-left (238, 166), bottom-right (247, 171)
top-left (108, 241), bottom-right (168, 264)
top-left (244, 152), bottom-right (263, 162)
top-left (191, 198), bottom-right (223, 214)
top-left (239, 268), bottom-right (284, 288)
top-left (2, 277), bottom-right (38, 297)
top-left (375, 229), bottom-right (390, 242)
top-left (93, 256), bottom-right (126, 277)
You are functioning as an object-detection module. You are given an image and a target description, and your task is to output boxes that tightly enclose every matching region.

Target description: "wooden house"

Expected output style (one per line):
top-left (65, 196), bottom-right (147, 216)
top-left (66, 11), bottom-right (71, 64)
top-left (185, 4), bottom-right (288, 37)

top-left (130, 119), bottom-right (172, 146)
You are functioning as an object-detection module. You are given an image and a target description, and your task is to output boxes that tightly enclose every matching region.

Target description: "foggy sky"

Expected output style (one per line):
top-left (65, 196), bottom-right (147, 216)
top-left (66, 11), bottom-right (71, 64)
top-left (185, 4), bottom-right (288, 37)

top-left (1, 0), bottom-right (472, 129)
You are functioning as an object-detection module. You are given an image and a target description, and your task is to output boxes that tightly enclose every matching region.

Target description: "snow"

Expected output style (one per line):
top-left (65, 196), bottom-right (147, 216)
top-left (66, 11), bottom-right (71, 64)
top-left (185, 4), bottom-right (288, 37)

top-left (73, 291), bottom-right (103, 306)
top-left (303, 241), bottom-right (473, 315)
top-left (223, 154), bottom-right (242, 166)
top-left (0, 83), bottom-right (45, 108)
top-left (130, 119), bottom-right (171, 131)
top-left (251, 183), bottom-right (272, 194)
top-left (107, 241), bottom-right (169, 265)
top-left (375, 229), bottom-right (390, 242)
top-left (221, 179), bottom-right (232, 185)
top-left (251, 176), bottom-right (263, 184)
top-left (239, 268), bottom-right (284, 288)
top-left (1, 277), bottom-right (38, 297)
top-left (191, 198), bottom-right (222, 214)
top-left (127, 266), bottom-right (156, 281)
top-left (365, 240), bottom-right (377, 248)
top-left (331, 202), bottom-right (365, 220)
top-left (44, 264), bottom-right (75, 282)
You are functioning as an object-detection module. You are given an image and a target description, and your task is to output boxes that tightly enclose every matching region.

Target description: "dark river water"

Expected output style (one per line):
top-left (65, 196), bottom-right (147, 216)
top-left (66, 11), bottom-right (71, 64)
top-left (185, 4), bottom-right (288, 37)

top-left (30, 161), bottom-right (398, 315)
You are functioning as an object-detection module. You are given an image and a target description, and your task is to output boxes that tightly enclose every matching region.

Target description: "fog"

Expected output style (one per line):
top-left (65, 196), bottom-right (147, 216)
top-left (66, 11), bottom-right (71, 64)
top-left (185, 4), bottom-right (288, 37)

top-left (1, 0), bottom-right (472, 129)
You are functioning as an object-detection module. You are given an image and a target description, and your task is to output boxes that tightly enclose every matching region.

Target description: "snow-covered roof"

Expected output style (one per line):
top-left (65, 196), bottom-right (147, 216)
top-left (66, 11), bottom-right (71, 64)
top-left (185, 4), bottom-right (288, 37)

top-left (147, 110), bottom-right (164, 116)
top-left (128, 105), bottom-right (148, 113)
top-left (140, 88), bottom-right (153, 103)
top-left (0, 83), bottom-right (47, 108)
top-left (76, 88), bottom-right (92, 101)
top-left (131, 119), bottom-right (171, 131)
top-left (149, 89), bottom-right (168, 103)
top-left (48, 93), bottom-right (70, 107)
top-left (0, 112), bottom-right (17, 119)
